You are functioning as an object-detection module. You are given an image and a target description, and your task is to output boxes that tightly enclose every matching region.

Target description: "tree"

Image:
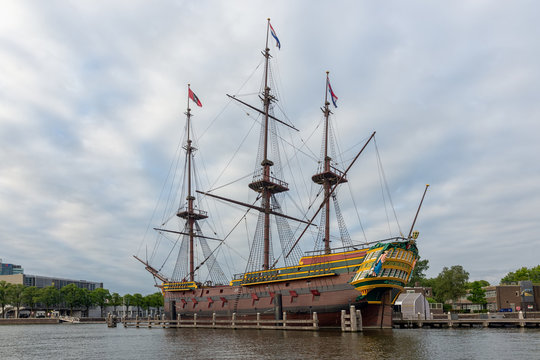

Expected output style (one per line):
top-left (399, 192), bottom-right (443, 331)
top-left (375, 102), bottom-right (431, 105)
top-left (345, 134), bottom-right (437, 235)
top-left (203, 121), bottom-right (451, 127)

top-left (468, 280), bottom-right (489, 288)
top-left (7, 284), bottom-right (25, 318)
top-left (501, 265), bottom-right (540, 284)
top-left (432, 265), bottom-right (470, 303)
top-left (467, 281), bottom-right (488, 308)
top-left (141, 295), bottom-right (150, 315)
top-left (61, 284), bottom-right (83, 316)
top-left (151, 292), bottom-right (164, 315)
top-left (123, 294), bottom-right (134, 317)
top-left (22, 286), bottom-right (40, 317)
top-left (0, 281), bottom-right (11, 318)
top-left (407, 258), bottom-right (429, 287)
top-left (39, 286), bottom-right (61, 315)
top-left (110, 292), bottom-right (122, 315)
top-left (80, 288), bottom-right (94, 317)
top-left (146, 292), bottom-right (164, 310)
top-left (91, 288), bottom-right (111, 317)
top-left (132, 293), bottom-right (144, 317)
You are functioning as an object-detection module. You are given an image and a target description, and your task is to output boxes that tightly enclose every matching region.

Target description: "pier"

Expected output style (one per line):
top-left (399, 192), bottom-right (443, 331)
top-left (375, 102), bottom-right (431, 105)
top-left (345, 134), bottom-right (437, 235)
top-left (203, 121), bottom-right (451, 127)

top-left (118, 305), bottom-right (364, 332)
top-left (393, 311), bottom-right (540, 328)
top-left (120, 312), bottom-right (320, 331)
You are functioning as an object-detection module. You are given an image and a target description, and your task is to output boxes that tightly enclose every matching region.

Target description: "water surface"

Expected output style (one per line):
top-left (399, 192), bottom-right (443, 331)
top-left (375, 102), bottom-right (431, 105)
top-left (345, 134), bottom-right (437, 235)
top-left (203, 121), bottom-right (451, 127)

top-left (0, 324), bottom-right (538, 359)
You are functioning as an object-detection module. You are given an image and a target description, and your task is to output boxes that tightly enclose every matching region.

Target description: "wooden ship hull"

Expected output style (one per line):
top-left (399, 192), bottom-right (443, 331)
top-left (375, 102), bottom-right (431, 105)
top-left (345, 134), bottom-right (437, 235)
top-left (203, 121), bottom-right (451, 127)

top-left (162, 240), bottom-right (419, 328)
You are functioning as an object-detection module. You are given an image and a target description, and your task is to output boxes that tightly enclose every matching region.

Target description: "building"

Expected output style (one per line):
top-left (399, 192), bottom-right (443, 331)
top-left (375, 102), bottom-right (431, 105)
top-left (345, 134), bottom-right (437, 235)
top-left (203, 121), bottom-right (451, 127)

top-left (0, 259), bottom-right (103, 290)
top-left (486, 281), bottom-right (539, 312)
top-left (406, 285), bottom-right (434, 299)
top-left (0, 273), bottom-right (103, 290)
top-left (0, 259), bottom-right (24, 275)
top-left (448, 281), bottom-right (539, 312)
top-left (394, 292), bottom-right (432, 320)
top-left (449, 294), bottom-right (484, 312)
top-left (397, 287), bottom-right (444, 315)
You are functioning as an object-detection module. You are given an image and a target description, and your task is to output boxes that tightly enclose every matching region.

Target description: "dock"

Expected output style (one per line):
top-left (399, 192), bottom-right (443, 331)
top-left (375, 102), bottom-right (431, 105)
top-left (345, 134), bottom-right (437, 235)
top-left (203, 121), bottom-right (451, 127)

top-left (393, 311), bottom-right (540, 328)
top-left (116, 305), bottom-right (364, 332)
top-left (120, 312), bottom-right (320, 331)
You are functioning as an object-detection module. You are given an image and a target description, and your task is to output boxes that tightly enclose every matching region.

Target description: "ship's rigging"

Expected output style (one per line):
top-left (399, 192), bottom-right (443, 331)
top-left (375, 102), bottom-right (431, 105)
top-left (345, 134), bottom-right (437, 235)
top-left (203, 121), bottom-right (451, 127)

top-left (135, 19), bottom-right (409, 286)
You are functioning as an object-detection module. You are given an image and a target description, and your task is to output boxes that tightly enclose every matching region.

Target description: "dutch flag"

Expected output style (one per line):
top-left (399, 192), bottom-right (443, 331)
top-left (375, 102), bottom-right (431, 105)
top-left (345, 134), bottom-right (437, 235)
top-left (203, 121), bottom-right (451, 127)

top-left (328, 79), bottom-right (338, 108)
top-left (269, 22), bottom-right (281, 50)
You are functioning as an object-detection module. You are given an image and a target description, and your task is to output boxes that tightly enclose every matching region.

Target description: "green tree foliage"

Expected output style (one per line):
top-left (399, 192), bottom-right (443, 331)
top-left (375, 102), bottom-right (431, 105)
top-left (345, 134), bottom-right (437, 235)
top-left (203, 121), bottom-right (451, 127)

top-left (0, 281), bottom-right (10, 318)
top-left (467, 281), bottom-right (488, 307)
top-left (132, 293), bottom-right (144, 316)
top-left (501, 265), bottom-right (540, 284)
top-left (91, 288), bottom-right (111, 317)
top-left (407, 258), bottom-right (429, 287)
top-left (22, 286), bottom-right (40, 317)
top-left (80, 288), bottom-right (94, 317)
top-left (432, 265), bottom-right (470, 303)
top-left (110, 292), bottom-right (122, 313)
top-left (0, 280), bottom-right (160, 318)
top-left (39, 286), bottom-right (61, 314)
top-left (145, 292), bottom-right (164, 309)
top-left (123, 294), bottom-right (134, 315)
top-left (469, 280), bottom-right (490, 288)
top-left (61, 283), bottom-right (83, 316)
top-left (7, 284), bottom-right (25, 318)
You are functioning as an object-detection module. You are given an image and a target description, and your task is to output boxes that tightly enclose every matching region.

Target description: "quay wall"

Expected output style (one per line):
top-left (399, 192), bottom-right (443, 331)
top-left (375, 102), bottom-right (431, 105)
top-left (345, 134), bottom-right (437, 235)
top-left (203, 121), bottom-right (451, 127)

top-left (0, 318), bottom-right (59, 325)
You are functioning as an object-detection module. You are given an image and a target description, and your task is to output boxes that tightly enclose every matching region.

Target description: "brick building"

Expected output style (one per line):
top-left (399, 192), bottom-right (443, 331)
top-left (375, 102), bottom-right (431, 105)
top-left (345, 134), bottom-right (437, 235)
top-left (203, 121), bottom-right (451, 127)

top-left (486, 281), bottom-right (538, 312)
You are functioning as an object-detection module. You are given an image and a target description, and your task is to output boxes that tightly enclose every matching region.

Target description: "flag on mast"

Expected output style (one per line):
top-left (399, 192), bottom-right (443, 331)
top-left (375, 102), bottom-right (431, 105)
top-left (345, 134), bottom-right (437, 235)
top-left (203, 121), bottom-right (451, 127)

top-left (269, 22), bottom-right (281, 50)
top-left (328, 79), bottom-right (338, 108)
top-left (189, 88), bottom-right (202, 107)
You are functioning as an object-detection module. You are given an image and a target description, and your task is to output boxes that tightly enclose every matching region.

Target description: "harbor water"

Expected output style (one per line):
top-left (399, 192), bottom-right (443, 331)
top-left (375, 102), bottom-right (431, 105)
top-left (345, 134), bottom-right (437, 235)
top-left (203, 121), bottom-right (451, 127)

top-left (0, 324), bottom-right (539, 359)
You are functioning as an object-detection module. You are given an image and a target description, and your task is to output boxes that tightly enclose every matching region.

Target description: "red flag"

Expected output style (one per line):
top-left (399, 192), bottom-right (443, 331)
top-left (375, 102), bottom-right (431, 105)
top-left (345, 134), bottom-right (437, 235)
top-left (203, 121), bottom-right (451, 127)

top-left (189, 88), bottom-right (202, 107)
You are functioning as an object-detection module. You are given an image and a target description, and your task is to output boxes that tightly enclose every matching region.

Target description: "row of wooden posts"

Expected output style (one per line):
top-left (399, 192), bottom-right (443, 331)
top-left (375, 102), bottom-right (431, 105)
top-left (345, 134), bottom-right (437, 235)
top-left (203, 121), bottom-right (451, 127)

top-left (108, 305), bottom-right (363, 332)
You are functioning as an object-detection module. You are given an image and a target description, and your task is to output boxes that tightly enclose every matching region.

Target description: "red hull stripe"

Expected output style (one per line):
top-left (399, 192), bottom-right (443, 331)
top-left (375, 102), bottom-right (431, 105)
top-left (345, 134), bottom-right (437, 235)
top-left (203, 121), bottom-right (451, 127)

top-left (300, 251), bottom-right (366, 265)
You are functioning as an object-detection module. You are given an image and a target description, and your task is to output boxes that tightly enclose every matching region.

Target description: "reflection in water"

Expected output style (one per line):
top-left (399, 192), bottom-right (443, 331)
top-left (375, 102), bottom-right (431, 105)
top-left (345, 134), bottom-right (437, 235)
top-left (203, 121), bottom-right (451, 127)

top-left (0, 324), bottom-right (539, 359)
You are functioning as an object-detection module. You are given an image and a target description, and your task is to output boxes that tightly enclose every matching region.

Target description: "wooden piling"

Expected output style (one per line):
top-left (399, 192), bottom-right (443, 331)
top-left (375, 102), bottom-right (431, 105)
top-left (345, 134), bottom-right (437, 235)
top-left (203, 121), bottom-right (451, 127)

top-left (356, 309), bottom-right (362, 331)
top-left (350, 305), bottom-right (357, 331)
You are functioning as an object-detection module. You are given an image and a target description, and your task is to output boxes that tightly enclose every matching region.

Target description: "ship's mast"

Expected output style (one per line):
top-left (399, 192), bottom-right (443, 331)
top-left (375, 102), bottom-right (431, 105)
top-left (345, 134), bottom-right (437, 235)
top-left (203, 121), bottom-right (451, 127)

top-left (323, 72), bottom-right (331, 254)
top-left (246, 18), bottom-right (289, 270)
top-left (311, 72), bottom-right (348, 254)
top-left (262, 19), bottom-right (272, 270)
top-left (176, 84), bottom-right (208, 282)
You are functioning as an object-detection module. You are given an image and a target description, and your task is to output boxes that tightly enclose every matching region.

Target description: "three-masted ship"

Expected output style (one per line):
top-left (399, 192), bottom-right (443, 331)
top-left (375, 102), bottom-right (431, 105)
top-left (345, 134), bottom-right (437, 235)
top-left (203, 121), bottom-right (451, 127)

top-left (135, 19), bottom-right (425, 328)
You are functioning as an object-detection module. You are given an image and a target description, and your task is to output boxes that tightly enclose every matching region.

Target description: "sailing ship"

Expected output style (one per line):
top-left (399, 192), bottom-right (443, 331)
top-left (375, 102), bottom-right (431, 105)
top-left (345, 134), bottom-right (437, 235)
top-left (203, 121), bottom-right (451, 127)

top-left (135, 19), bottom-right (427, 328)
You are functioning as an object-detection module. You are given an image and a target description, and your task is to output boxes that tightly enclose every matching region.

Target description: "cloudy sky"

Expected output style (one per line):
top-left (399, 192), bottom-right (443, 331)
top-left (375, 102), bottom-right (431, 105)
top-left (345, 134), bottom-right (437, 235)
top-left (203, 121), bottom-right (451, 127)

top-left (1, 1), bottom-right (539, 295)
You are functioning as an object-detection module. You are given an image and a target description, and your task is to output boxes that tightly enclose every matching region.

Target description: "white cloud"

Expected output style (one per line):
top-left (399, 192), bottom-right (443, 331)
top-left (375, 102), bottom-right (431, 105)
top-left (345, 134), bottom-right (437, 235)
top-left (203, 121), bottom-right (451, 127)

top-left (1, 1), bottom-right (539, 293)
